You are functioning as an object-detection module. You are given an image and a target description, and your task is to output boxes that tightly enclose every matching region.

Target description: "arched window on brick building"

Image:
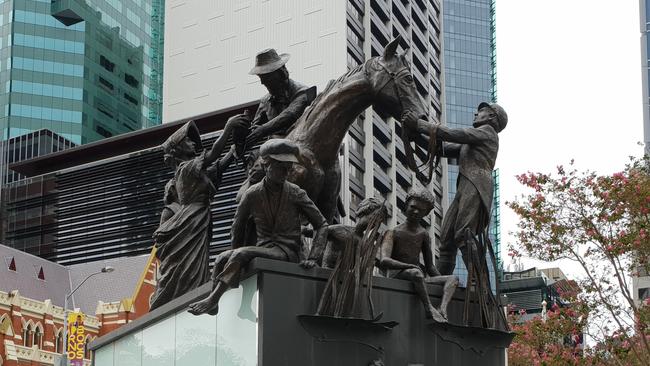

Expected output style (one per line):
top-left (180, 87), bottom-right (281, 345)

top-left (22, 322), bottom-right (33, 347)
top-left (55, 328), bottom-right (64, 353)
top-left (33, 323), bottom-right (43, 349)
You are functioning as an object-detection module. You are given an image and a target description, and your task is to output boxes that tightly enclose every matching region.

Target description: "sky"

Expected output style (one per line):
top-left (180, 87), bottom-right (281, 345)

top-left (494, 0), bottom-right (646, 274)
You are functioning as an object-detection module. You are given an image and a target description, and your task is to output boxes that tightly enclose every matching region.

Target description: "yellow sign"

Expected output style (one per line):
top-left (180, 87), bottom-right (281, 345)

top-left (67, 312), bottom-right (86, 365)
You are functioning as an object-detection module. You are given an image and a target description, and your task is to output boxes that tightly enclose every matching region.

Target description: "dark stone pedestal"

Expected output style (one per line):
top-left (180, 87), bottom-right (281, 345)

top-left (91, 258), bottom-right (510, 366)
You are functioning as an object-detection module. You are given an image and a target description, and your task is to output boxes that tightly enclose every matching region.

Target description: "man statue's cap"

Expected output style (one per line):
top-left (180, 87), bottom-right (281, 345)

top-left (478, 102), bottom-right (508, 132)
top-left (249, 48), bottom-right (290, 75)
top-left (259, 138), bottom-right (300, 163)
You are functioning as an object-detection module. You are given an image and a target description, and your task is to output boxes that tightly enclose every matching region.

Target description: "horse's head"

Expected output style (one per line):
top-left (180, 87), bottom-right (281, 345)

top-left (366, 36), bottom-right (427, 122)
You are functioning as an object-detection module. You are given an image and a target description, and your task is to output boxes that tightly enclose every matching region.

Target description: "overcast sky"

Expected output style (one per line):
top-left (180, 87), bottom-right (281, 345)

top-left (494, 1), bottom-right (645, 274)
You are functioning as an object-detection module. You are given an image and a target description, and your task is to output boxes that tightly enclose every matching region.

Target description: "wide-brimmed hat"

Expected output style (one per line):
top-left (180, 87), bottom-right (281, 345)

top-left (478, 102), bottom-right (508, 132)
top-left (162, 120), bottom-right (202, 154)
top-left (249, 48), bottom-right (290, 75)
top-left (259, 138), bottom-right (299, 163)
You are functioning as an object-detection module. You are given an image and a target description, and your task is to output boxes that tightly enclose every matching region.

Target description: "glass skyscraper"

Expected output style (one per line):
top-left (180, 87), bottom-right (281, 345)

top-left (0, 0), bottom-right (164, 146)
top-left (442, 0), bottom-right (499, 286)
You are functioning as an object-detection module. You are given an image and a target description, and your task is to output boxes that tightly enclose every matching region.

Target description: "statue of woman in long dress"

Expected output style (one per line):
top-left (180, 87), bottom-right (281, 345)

top-left (150, 114), bottom-right (250, 310)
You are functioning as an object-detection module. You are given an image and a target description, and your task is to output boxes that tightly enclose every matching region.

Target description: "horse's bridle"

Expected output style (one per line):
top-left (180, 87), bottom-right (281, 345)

top-left (364, 58), bottom-right (437, 185)
top-left (364, 58), bottom-right (411, 112)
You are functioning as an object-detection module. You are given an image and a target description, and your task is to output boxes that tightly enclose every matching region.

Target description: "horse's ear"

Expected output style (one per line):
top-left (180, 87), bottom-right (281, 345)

top-left (383, 36), bottom-right (402, 60)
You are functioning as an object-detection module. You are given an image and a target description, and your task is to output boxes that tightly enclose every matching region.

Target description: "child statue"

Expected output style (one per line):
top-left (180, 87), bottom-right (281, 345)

top-left (377, 188), bottom-right (459, 322)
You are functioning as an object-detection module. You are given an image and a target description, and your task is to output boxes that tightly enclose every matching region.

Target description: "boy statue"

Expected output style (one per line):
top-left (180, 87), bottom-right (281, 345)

top-left (301, 197), bottom-right (384, 270)
top-left (377, 188), bottom-right (459, 322)
top-left (301, 197), bottom-right (386, 318)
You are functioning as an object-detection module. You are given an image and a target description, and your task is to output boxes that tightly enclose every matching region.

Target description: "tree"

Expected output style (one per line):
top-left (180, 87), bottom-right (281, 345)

top-left (507, 300), bottom-right (589, 366)
top-left (507, 157), bottom-right (650, 365)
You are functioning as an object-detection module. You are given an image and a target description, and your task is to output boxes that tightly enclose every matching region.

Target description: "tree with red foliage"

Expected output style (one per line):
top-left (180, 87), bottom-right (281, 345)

top-left (507, 157), bottom-right (650, 365)
top-left (507, 298), bottom-right (589, 366)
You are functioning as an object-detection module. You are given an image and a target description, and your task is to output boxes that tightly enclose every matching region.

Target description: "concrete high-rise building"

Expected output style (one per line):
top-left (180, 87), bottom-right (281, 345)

top-left (164, 0), bottom-right (447, 236)
top-left (0, 0), bottom-right (164, 146)
top-left (636, 0), bottom-right (650, 305)
top-left (442, 0), bottom-right (499, 286)
top-left (643, 0), bottom-right (650, 157)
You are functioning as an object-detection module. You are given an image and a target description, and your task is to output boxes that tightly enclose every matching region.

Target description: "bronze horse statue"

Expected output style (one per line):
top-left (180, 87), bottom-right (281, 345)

top-left (248, 37), bottom-right (427, 222)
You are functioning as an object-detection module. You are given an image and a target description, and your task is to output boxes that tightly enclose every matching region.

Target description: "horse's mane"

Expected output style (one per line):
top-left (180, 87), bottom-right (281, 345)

top-left (300, 61), bottom-right (368, 123)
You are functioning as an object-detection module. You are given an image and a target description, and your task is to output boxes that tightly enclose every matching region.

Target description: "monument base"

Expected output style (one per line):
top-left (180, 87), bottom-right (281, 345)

top-left (90, 258), bottom-right (510, 366)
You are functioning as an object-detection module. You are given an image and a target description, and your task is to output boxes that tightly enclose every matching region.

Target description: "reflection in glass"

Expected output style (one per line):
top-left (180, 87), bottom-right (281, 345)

top-left (114, 331), bottom-right (142, 366)
top-left (142, 315), bottom-right (175, 366)
top-left (175, 308), bottom-right (217, 366)
top-left (94, 343), bottom-right (114, 366)
top-left (216, 275), bottom-right (258, 366)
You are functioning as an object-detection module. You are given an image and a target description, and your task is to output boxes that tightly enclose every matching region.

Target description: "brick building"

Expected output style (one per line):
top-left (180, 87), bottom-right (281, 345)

top-left (0, 245), bottom-right (156, 366)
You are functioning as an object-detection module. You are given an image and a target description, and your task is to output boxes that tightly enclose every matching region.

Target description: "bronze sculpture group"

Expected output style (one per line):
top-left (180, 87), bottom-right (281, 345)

top-left (152, 37), bottom-right (508, 329)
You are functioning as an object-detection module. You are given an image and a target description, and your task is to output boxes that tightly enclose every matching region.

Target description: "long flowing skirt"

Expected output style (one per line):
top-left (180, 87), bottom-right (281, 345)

top-left (150, 202), bottom-right (211, 310)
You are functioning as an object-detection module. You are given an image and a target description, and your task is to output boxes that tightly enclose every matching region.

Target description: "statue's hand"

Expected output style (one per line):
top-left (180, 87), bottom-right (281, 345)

top-left (300, 259), bottom-right (317, 269)
top-left (401, 110), bottom-right (420, 133)
top-left (245, 124), bottom-right (267, 146)
top-left (225, 113), bottom-right (252, 134)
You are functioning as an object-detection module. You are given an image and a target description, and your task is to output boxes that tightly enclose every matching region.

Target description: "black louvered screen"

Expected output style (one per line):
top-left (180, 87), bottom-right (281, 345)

top-left (5, 132), bottom-right (246, 265)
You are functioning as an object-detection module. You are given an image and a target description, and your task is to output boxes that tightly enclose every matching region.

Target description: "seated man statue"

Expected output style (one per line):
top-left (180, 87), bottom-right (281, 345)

top-left (377, 188), bottom-right (459, 322)
top-left (188, 139), bottom-right (327, 315)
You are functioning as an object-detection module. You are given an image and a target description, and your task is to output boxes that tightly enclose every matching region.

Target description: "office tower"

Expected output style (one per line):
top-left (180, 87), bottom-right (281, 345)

top-left (0, 0), bottom-right (165, 254)
top-left (0, 0), bottom-right (164, 147)
top-left (636, 0), bottom-right (650, 305)
top-left (442, 0), bottom-right (499, 285)
top-left (164, 0), bottom-right (446, 239)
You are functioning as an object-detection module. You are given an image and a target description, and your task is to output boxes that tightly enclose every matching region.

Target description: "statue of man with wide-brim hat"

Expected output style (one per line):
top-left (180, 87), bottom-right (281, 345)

top-left (242, 48), bottom-right (317, 147)
top-left (188, 138), bottom-right (328, 316)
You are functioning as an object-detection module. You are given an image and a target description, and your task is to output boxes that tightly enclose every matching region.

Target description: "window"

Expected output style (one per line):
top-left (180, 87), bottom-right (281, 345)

top-left (349, 163), bottom-right (364, 182)
top-left (640, 287), bottom-right (650, 301)
top-left (124, 73), bottom-right (139, 88)
top-left (350, 192), bottom-right (362, 212)
top-left (7, 257), bottom-right (16, 271)
top-left (124, 93), bottom-right (139, 106)
top-left (95, 125), bottom-right (113, 138)
top-left (98, 77), bottom-right (114, 91)
top-left (34, 325), bottom-right (42, 349)
top-left (55, 329), bottom-right (64, 353)
top-left (23, 323), bottom-right (32, 347)
top-left (100, 55), bottom-right (115, 72)
top-left (349, 137), bottom-right (363, 155)
top-left (96, 103), bottom-right (114, 119)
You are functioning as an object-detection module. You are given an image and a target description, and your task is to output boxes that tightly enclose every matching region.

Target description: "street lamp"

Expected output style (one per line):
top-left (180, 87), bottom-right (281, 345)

top-left (58, 266), bottom-right (114, 366)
